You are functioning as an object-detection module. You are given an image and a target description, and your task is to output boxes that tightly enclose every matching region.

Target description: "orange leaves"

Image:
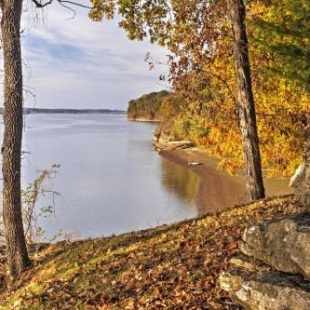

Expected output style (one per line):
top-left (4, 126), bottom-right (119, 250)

top-left (227, 241), bottom-right (238, 253)
top-left (89, 0), bottom-right (115, 21)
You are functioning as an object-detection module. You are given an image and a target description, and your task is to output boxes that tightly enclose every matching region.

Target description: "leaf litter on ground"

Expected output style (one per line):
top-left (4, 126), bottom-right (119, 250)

top-left (0, 194), bottom-right (305, 309)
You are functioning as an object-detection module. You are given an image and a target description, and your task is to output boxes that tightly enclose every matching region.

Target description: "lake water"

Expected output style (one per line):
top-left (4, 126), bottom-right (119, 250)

top-left (1, 114), bottom-right (199, 240)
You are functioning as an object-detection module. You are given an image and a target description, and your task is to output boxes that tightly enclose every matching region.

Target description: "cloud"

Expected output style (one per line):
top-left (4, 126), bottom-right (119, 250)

top-left (16, 3), bottom-right (170, 109)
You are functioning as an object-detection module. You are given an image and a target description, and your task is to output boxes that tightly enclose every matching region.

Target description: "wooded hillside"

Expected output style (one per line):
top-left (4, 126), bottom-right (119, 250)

top-left (127, 90), bottom-right (185, 121)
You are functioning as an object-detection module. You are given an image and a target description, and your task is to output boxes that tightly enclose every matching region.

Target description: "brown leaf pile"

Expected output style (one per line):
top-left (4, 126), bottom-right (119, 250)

top-left (0, 195), bottom-right (304, 309)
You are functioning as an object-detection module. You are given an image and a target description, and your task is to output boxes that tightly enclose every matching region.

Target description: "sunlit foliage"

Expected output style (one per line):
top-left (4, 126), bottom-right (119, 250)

top-left (127, 90), bottom-right (184, 120)
top-left (93, 0), bottom-right (309, 177)
top-left (165, 0), bottom-right (310, 177)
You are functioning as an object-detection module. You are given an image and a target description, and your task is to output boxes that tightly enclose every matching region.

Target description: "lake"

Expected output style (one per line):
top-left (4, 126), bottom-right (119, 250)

top-left (1, 114), bottom-right (199, 240)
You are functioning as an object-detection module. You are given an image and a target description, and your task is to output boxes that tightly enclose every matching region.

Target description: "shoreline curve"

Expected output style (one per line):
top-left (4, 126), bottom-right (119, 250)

top-left (158, 148), bottom-right (293, 215)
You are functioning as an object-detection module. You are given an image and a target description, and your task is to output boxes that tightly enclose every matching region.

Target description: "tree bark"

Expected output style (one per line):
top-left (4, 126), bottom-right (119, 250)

top-left (1, 0), bottom-right (31, 277)
top-left (227, 0), bottom-right (265, 201)
top-left (302, 112), bottom-right (310, 207)
top-left (302, 113), bottom-right (310, 162)
top-left (302, 112), bottom-right (310, 208)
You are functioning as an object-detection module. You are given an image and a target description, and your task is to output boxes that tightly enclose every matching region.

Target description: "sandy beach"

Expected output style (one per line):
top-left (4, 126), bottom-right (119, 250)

top-left (160, 148), bottom-right (293, 215)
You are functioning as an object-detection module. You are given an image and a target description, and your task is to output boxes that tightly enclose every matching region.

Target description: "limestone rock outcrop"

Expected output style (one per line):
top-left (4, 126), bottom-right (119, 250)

top-left (240, 212), bottom-right (310, 278)
top-left (220, 212), bottom-right (310, 309)
top-left (220, 259), bottom-right (310, 310)
top-left (290, 161), bottom-right (310, 207)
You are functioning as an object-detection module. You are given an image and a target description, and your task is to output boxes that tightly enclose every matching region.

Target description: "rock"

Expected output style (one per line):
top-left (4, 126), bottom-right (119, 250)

top-left (227, 253), bottom-right (271, 273)
top-left (290, 161), bottom-right (310, 207)
top-left (239, 212), bottom-right (310, 278)
top-left (220, 207), bottom-right (310, 309)
top-left (168, 140), bottom-right (196, 149)
top-left (220, 262), bottom-right (310, 310)
top-left (154, 135), bottom-right (196, 151)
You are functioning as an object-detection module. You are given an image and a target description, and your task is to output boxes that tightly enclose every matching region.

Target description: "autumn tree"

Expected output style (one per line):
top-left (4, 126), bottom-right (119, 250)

top-left (0, 0), bottom-right (93, 278)
top-left (161, 0), bottom-right (309, 178)
top-left (90, 0), bottom-right (265, 200)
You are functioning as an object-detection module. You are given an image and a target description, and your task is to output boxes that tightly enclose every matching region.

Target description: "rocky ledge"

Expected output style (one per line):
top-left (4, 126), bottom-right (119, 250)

top-left (219, 159), bottom-right (310, 309)
top-left (220, 212), bottom-right (310, 309)
top-left (220, 256), bottom-right (310, 310)
top-left (153, 132), bottom-right (196, 151)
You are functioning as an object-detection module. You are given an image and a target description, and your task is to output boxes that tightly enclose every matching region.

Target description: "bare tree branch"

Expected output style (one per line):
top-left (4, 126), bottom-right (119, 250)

top-left (31, 0), bottom-right (91, 9)
top-left (57, 0), bottom-right (91, 9)
top-left (58, 1), bottom-right (77, 18)
top-left (31, 0), bottom-right (52, 8)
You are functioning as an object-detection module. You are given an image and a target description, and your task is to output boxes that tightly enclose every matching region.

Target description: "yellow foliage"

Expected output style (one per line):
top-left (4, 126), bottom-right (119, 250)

top-left (167, 0), bottom-right (309, 177)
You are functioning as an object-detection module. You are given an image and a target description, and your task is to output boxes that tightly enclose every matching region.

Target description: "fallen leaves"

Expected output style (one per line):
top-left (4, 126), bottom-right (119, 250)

top-left (0, 195), bottom-right (304, 309)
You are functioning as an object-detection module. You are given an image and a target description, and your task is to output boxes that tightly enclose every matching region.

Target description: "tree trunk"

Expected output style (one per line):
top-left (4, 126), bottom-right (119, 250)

top-left (227, 0), bottom-right (265, 201)
top-left (302, 113), bottom-right (310, 162)
top-left (301, 112), bottom-right (310, 208)
top-left (303, 112), bottom-right (310, 208)
top-left (1, 0), bottom-right (31, 277)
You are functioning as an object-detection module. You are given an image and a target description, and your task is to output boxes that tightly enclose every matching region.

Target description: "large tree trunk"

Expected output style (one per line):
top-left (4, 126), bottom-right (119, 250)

top-left (1, 0), bottom-right (31, 277)
top-left (227, 0), bottom-right (265, 201)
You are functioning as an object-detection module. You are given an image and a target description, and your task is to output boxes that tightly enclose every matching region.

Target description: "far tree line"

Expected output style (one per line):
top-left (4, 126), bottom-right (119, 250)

top-left (0, 0), bottom-right (309, 280)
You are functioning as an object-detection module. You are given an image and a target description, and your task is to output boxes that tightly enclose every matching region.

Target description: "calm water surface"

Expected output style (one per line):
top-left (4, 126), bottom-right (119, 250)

top-left (1, 114), bottom-right (199, 240)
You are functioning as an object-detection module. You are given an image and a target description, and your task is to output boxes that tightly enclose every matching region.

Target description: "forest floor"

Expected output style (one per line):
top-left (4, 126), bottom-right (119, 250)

top-left (0, 195), bottom-right (304, 309)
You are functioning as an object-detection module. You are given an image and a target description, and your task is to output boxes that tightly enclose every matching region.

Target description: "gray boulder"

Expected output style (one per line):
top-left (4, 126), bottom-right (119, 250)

top-left (220, 261), bottom-right (310, 310)
top-left (290, 161), bottom-right (310, 207)
top-left (240, 212), bottom-right (310, 278)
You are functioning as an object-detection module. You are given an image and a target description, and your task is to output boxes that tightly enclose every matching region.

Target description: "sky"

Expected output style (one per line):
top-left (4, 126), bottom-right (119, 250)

top-left (3, 2), bottom-right (170, 110)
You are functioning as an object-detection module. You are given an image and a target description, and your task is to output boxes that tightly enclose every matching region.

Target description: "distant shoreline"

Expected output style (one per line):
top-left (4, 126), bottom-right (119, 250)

top-left (0, 108), bottom-right (126, 115)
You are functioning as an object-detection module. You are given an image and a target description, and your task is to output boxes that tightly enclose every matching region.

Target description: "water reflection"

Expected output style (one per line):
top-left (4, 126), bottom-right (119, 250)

top-left (160, 158), bottom-right (199, 208)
